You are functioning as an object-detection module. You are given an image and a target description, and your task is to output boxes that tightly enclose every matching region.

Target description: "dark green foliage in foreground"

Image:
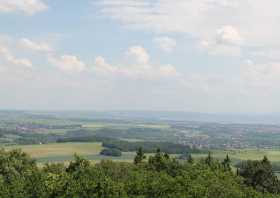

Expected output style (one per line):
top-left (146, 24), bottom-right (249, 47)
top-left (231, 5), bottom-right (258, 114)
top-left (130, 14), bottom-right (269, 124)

top-left (222, 154), bottom-right (231, 171)
top-left (239, 156), bottom-right (280, 194)
top-left (0, 149), bottom-right (279, 198)
top-left (134, 147), bottom-right (146, 164)
top-left (100, 148), bottom-right (122, 157)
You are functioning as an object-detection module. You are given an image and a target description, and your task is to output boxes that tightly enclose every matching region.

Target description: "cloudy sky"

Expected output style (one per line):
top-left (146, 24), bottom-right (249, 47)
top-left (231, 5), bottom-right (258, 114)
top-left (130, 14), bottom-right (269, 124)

top-left (0, 0), bottom-right (280, 113)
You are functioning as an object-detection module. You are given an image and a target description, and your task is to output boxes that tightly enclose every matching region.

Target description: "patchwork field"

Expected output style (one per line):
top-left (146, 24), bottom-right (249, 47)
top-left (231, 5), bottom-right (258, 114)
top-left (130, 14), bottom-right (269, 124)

top-left (2, 141), bottom-right (280, 169)
top-left (1, 142), bottom-right (178, 163)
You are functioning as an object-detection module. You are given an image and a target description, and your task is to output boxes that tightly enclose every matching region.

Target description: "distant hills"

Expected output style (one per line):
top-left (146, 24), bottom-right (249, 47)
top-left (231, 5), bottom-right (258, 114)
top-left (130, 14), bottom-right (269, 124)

top-left (5, 110), bottom-right (280, 125)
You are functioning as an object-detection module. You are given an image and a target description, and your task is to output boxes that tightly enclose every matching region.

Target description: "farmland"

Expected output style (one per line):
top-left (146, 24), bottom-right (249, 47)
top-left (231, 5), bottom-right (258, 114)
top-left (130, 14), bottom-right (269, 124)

top-left (2, 142), bottom-right (137, 163)
top-left (2, 141), bottom-right (280, 166)
top-left (2, 111), bottom-right (280, 166)
top-left (3, 142), bottom-right (103, 158)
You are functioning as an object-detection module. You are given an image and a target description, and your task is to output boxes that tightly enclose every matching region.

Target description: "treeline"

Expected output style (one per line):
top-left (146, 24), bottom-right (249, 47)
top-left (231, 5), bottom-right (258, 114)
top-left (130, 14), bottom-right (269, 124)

top-left (237, 160), bottom-right (280, 173)
top-left (100, 148), bottom-right (122, 157)
top-left (56, 135), bottom-right (110, 143)
top-left (0, 128), bottom-right (21, 137)
top-left (102, 139), bottom-right (202, 154)
top-left (237, 156), bottom-right (280, 194)
top-left (64, 127), bottom-right (176, 142)
top-left (57, 135), bottom-right (201, 154)
top-left (0, 149), bottom-right (279, 197)
top-left (0, 128), bottom-right (60, 145)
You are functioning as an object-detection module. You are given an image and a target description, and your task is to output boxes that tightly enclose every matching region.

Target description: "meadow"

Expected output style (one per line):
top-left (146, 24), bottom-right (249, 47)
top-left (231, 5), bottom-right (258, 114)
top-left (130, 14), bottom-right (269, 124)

top-left (192, 149), bottom-right (280, 165)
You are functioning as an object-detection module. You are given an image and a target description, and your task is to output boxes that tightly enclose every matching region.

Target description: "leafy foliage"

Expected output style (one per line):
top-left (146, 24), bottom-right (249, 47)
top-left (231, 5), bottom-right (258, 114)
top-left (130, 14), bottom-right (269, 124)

top-left (0, 149), bottom-right (279, 197)
top-left (134, 147), bottom-right (146, 164)
top-left (239, 156), bottom-right (280, 194)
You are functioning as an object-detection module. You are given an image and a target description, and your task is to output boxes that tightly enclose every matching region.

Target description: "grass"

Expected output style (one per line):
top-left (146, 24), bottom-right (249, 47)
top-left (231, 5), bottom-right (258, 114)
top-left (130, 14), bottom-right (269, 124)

top-left (193, 149), bottom-right (280, 164)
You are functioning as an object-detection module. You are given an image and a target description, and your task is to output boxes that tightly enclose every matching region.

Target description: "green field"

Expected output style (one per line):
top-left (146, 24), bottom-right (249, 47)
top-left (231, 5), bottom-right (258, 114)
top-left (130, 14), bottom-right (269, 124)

top-left (3, 141), bottom-right (280, 166)
top-left (193, 149), bottom-right (280, 164)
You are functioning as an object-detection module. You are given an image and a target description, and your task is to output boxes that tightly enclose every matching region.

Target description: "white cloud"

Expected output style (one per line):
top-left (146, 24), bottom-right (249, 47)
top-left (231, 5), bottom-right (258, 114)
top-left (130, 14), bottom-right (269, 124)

top-left (95, 46), bottom-right (179, 79)
top-left (250, 49), bottom-right (280, 61)
top-left (19, 38), bottom-right (52, 52)
top-left (126, 46), bottom-right (150, 64)
top-left (48, 55), bottom-right (86, 73)
top-left (198, 40), bottom-right (241, 57)
top-left (95, 56), bottom-right (118, 74)
top-left (99, 0), bottom-right (280, 47)
top-left (19, 38), bottom-right (89, 74)
top-left (197, 25), bottom-right (242, 56)
top-left (154, 37), bottom-right (177, 52)
top-left (216, 26), bottom-right (243, 46)
top-left (0, 0), bottom-right (48, 15)
top-left (242, 60), bottom-right (280, 84)
top-left (159, 64), bottom-right (179, 77)
top-left (0, 45), bottom-right (32, 68)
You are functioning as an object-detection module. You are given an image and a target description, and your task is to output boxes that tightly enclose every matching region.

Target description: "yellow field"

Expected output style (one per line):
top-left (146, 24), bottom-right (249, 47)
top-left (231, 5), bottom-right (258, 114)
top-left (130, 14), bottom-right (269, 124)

top-left (3, 142), bottom-right (103, 158)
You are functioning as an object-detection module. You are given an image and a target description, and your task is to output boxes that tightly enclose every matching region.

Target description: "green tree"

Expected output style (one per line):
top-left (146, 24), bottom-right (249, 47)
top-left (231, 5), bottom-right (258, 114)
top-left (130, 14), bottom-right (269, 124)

top-left (222, 154), bottom-right (231, 171)
top-left (66, 154), bottom-right (90, 173)
top-left (134, 147), bottom-right (146, 165)
top-left (239, 156), bottom-right (280, 194)
top-left (205, 151), bottom-right (213, 166)
top-left (187, 154), bottom-right (194, 164)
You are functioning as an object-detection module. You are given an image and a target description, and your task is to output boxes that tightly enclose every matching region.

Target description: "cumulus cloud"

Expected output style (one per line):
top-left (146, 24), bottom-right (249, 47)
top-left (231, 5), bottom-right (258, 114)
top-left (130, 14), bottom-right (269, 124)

top-left (216, 26), bottom-right (243, 46)
top-left (197, 25), bottom-right (242, 56)
top-left (95, 46), bottom-right (179, 79)
top-left (126, 46), bottom-right (150, 64)
top-left (48, 55), bottom-right (86, 73)
top-left (154, 37), bottom-right (177, 52)
top-left (99, 0), bottom-right (280, 47)
top-left (0, 0), bottom-right (48, 15)
top-left (94, 56), bottom-right (119, 74)
top-left (16, 37), bottom-right (86, 73)
top-left (0, 45), bottom-right (32, 68)
top-left (19, 38), bottom-right (52, 52)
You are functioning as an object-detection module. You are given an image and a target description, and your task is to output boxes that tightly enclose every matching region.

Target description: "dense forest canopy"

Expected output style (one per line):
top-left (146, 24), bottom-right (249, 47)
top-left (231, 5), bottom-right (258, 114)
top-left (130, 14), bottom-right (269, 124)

top-left (0, 149), bottom-right (279, 198)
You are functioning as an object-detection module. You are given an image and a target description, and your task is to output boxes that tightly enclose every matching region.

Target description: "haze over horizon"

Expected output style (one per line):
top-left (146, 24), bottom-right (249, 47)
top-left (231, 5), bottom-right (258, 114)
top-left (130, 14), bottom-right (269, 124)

top-left (1, 0), bottom-right (280, 113)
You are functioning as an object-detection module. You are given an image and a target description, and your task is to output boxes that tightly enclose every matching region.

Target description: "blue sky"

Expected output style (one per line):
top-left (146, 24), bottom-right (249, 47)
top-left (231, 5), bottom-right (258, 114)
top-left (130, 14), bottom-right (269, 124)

top-left (0, 0), bottom-right (280, 113)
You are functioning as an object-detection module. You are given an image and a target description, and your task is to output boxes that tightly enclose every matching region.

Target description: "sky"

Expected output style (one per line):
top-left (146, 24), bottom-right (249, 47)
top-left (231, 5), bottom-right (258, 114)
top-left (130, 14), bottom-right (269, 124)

top-left (0, 0), bottom-right (280, 113)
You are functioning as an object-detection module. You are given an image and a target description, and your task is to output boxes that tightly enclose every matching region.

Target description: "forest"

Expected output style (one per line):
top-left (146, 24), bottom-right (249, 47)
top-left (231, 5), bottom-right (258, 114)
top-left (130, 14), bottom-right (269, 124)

top-left (0, 148), bottom-right (280, 198)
